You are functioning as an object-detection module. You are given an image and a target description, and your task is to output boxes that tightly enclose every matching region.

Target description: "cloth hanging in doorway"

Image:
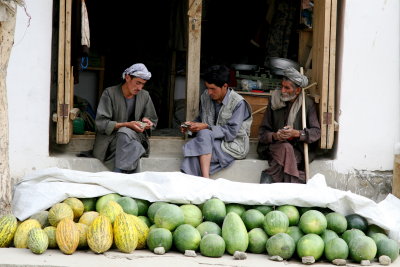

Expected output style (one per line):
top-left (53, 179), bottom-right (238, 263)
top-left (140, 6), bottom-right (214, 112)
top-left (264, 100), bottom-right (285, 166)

top-left (81, 0), bottom-right (90, 48)
top-left (265, 0), bottom-right (298, 59)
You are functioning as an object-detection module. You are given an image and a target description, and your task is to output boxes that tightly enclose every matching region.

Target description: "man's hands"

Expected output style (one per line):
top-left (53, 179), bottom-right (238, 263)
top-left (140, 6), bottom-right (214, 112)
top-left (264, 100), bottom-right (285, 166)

top-left (273, 126), bottom-right (301, 141)
top-left (123, 117), bottom-right (153, 133)
top-left (180, 121), bottom-right (209, 134)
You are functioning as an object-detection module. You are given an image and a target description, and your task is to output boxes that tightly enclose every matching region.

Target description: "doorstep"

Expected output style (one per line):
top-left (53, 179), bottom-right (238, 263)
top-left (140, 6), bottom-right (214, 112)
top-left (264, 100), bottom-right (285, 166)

top-left (50, 136), bottom-right (267, 184)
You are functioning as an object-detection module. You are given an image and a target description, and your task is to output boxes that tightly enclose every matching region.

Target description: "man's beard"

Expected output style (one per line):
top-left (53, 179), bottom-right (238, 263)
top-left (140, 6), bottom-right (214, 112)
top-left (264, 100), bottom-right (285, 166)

top-left (280, 92), bottom-right (298, 102)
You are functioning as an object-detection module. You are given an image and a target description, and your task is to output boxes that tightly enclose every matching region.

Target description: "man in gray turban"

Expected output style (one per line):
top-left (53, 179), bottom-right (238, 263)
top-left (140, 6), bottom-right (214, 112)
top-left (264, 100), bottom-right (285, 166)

top-left (257, 67), bottom-right (320, 183)
top-left (93, 63), bottom-right (158, 173)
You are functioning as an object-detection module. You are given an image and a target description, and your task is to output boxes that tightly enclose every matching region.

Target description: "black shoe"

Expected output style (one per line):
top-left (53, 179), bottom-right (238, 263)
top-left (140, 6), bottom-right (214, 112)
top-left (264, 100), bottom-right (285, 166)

top-left (260, 171), bottom-right (273, 184)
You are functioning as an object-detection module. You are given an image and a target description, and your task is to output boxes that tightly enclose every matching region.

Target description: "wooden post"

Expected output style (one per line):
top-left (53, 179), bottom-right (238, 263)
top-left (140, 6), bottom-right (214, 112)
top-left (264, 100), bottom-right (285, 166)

top-left (0, 8), bottom-right (17, 215)
top-left (300, 67), bottom-right (310, 182)
top-left (185, 0), bottom-right (202, 122)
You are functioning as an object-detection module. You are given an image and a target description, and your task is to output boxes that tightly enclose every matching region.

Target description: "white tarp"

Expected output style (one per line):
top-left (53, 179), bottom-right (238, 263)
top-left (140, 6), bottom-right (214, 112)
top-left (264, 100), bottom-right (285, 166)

top-left (12, 167), bottom-right (400, 242)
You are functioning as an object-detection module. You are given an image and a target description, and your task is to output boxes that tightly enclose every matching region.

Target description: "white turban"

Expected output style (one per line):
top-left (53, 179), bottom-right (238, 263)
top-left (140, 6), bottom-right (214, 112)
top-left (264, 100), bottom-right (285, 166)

top-left (122, 63), bottom-right (152, 80)
top-left (283, 67), bottom-right (308, 88)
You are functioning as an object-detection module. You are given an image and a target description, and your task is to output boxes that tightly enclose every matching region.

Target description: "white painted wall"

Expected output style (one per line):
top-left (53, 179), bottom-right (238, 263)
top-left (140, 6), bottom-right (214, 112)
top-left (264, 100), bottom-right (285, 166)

top-left (332, 0), bottom-right (400, 172)
top-left (7, 0), bottom-right (54, 177)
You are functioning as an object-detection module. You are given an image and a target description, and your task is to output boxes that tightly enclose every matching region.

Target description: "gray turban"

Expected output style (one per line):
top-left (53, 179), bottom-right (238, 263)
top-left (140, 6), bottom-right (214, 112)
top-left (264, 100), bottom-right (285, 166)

top-left (122, 63), bottom-right (152, 80)
top-left (283, 67), bottom-right (308, 88)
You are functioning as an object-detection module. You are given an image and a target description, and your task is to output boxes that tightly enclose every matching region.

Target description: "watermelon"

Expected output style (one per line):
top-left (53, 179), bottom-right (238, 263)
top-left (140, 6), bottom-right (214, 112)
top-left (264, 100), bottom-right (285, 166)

top-left (154, 204), bottom-right (185, 231)
top-left (263, 210), bottom-right (289, 236)
top-left (199, 234), bottom-right (226, 257)
top-left (222, 212), bottom-right (249, 255)
top-left (342, 228), bottom-right (365, 244)
top-left (147, 228), bottom-right (173, 253)
top-left (297, 233), bottom-right (325, 260)
top-left (95, 193), bottom-right (121, 212)
top-left (202, 198), bottom-right (226, 225)
top-left (173, 224), bottom-right (201, 253)
top-left (241, 209), bottom-right (264, 231)
top-left (116, 196), bottom-right (138, 216)
top-left (377, 238), bottom-right (399, 262)
top-left (299, 210), bottom-right (327, 235)
top-left (253, 205), bottom-right (273, 215)
top-left (277, 205), bottom-right (300, 226)
top-left (321, 229), bottom-right (339, 244)
top-left (43, 226), bottom-right (57, 249)
top-left (80, 197), bottom-right (97, 212)
top-left (135, 198), bottom-right (150, 216)
top-left (370, 232), bottom-right (389, 245)
top-left (196, 221), bottom-right (222, 238)
top-left (147, 202), bottom-right (168, 223)
top-left (180, 204), bottom-right (203, 227)
top-left (99, 200), bottom-right (123, 224)
top-left (367, 224), bottom-right (386, 237)
top-left (348, 236), bottom-right (377, 262)
top-left (225, 203), bottom-right (246, 217)
top-left (286, 226), bottom-right (304, 244)
top-left (346, 214), bottom-right (368, 232)
top-left (247, 228), bottom-right (268, 254)
top-left (326, 212), bottom-right (347, 234)
top-left (324, 237), bottom-right (349, 261)
top-left (266, 233), bottom-right (295, 260)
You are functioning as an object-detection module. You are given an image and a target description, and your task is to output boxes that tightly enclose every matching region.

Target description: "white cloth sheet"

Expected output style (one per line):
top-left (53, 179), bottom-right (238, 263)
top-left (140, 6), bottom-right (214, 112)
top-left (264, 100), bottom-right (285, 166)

top-left (12, 167), bottom-right (400, 242)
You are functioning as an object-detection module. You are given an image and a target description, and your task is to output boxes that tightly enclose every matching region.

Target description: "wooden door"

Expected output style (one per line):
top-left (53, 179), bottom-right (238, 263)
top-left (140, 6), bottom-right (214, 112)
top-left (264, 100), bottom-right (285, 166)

top-left (312, 0), bottom-right (337, 149)
top-left (55, 0), bottom-right (73, 144)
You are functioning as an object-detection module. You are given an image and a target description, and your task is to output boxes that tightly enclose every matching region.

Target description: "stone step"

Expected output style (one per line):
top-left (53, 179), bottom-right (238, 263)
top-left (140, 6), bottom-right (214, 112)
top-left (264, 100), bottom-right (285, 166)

top-left (50, 135), bottom-right (266, 183)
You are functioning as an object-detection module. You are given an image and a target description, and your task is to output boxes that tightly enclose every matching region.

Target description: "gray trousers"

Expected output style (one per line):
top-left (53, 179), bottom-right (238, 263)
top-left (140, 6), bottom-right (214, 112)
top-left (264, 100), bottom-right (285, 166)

top-left (104, 127), bottom-right (148, 172)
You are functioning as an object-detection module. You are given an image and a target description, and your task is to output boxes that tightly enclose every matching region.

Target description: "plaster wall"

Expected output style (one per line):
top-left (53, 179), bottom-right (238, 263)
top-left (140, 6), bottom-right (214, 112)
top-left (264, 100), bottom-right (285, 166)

top-left (7, 0), bottom-right (54, 178)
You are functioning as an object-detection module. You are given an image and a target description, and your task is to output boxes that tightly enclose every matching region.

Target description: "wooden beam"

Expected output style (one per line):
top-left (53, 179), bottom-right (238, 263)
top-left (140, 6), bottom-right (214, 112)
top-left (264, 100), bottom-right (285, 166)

top-left (62, 0), bottom-right (72, 144)
top-left (185, 0), bottom-right (202, 121)
top-left (56, 0), bottom-right (66, 144)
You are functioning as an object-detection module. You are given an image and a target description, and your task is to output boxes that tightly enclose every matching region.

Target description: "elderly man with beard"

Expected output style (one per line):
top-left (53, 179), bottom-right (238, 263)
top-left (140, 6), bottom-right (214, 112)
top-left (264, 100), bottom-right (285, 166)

top-left (258, 67), bottom-right (321, 183)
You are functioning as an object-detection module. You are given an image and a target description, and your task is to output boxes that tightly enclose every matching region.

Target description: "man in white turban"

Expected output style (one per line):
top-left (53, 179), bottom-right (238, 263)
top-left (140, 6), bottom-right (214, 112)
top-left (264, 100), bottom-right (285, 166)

top-left (93, 63), bottom-right (158, 173)
top-left (257, 67), bottom-right (320, 183)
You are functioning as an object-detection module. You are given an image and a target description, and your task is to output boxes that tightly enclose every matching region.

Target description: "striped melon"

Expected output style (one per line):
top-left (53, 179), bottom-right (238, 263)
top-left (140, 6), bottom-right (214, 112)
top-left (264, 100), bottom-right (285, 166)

top-left (63, 198), bottom-right (84, 220)
top-left (113, 213), bottom-right (138, 253)
top-left (48, 203), bottom-right (74, 227)
top-left (100, 200), bottom-right (123, 224)
top-left (14, 219), bottom-right (42, 248)
top-left (43, 226), bottom-right (58, 248)
top-left (56, 218), bottom-right (79, 255)
top-left (76, 223), bottom-right (88, 249)
top-left (78, 211), bottom-right (99, 226)
top-left (87, 215), bottom-right (113, 253)
top-left (27, 228), bottom-right (49, 254)
top-left (129, 215), bottom-right (150, 249)
top-left (0, 214), bottom-right (18, 247)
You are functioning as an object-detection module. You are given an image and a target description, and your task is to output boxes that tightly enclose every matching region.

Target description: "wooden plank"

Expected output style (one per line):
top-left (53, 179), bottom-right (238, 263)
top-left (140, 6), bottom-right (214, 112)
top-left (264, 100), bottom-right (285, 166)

top-left (56, 0), bottom-right (66, 144)
top-left (393, 154), bottom-right (400, 198)
top-left (62, 0), bottom-right (72, 144)
top-left (313, 0), bottom-right (331, 149)
top-left (185, 0), bottom-right (202, 121)
top-left (326, 0), bottom-right (337, 149)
